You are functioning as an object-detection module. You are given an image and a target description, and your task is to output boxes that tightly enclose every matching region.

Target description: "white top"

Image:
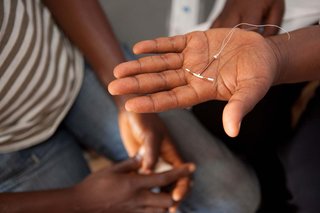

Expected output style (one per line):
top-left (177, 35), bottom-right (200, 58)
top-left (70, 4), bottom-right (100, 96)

top-left (171, 0), bottom-right (320, 34)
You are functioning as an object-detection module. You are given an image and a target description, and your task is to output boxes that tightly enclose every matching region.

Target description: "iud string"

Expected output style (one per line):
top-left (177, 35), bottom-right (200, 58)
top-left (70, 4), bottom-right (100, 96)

top-left (184, 23), bottom-right (291, 82)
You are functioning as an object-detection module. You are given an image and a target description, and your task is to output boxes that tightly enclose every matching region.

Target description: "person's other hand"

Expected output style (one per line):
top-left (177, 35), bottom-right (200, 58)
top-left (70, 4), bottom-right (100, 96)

top-left (108, 28), bottom-right (279, 137)
top-left (211, 0), bottom-right (284, 36)
top-left (118, 110), bottom-right (192, 208)
top-left (73, 157), bottom-right (195, 213)
top-left (118, 111), bottom-right (164, 172)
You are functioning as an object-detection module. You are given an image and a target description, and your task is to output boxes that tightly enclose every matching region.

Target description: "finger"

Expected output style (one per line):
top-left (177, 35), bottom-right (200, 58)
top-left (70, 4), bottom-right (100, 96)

top-left (169, 204), bottom-right (179, 213)
top-left (119, 117), bottom-right (140, 157)
top-left (138, 191), bottom-right (173, 208)
top-left (124, 91), bottom-right (184, 113)
top-left (124, 84), bottom-right (210, 113)
top-left (113, 53), bottom-right (183, 78)
top-left (111, 157), bottom-right (141, 173)
top-left (171, 176), bottom-right (191, 202)
top-left (160, 138), bottom-right (183, 168)
top-left (138, 164), bottom-right (195, 189)
top-left (141, 132), bottom-right (161, 172)
top-left (109, 70), bottom-right (187, 96)
top-left (137, 207), bottom-right (166, 213)
top-left (123, 138), bottom-right (140, 158)
top-left (133, 35), bottom-right (187, 54)
top-left (222, 86), bottom-right (268, 137)
top-left (262, 5), bottom-right (284, 36)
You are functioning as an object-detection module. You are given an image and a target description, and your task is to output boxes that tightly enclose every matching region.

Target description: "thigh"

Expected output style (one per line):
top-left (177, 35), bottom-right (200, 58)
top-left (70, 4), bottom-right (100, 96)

top-left (63, 65), bottom-right (127, 162)
top-left (282, 88), bottom-right (320, 213)
top-left (159, 109), bottom-right (260, 213)
top-left (0, 128), bottom-right (90, 192)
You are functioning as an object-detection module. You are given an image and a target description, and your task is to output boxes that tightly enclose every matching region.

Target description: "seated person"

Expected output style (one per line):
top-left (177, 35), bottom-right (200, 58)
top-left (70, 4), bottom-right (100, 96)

top-left (0, 0), bottom-right (260, 212)
top-left (108, 18), bottom-right (320, 212)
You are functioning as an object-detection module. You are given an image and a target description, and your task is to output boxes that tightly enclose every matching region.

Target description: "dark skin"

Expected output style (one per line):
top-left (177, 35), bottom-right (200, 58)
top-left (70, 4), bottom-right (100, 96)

top-left (44, 0), bottom-right (192, 208)
top-left (108, 26), bottom-right (320, 137)
top-left (0, 1), bottom-right (194, 212)
top-left (41, 2), bottom-right (191, 193)
top-left (211, 0), bottom-right (285, 36)
top-left (0, 158), bottom-right (195, 213)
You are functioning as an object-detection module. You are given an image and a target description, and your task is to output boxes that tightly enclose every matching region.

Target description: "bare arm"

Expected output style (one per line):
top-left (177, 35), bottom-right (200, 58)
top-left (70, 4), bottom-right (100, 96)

top-left (0, 189), bottom-right (77, 213)
top-left (108, 25), bottom-right (320, 137)
top-left (0, 158), bottom-right (194, 213)
top-left (212, 0), bottom-right (285, 36)
top-left (269, 25), bottom-right (320, 84)
top-left (43, 0), bottom-right (125, 89)
top-left (42, 0), bottom-right (192, 204)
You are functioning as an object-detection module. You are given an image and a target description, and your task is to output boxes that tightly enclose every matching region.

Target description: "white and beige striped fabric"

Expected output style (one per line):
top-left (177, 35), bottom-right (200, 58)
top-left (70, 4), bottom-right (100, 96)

top-left (0, 0), bottom-right (84, 153)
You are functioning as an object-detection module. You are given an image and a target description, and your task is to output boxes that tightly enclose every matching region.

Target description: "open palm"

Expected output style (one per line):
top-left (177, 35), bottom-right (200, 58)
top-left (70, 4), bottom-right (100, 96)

top-left (109, 28), bottom-right (278, 137)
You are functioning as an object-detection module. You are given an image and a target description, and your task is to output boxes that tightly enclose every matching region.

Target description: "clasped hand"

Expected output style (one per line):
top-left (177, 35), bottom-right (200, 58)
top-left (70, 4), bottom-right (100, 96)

top-left (118, 109), bottom-right (193, 212)
top-left (74, 157), bottom-right (194, 213)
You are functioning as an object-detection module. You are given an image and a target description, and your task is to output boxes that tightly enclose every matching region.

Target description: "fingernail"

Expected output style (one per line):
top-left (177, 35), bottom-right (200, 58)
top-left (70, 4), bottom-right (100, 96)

top-left (138, 146), bottom-right (145, 156)
top-left (188, 163), bottom-right (196, 173)
top-left (134, 154), bottom-right (142, 162)
top-left (125, 104), bottom-right (133, 112)
top-left (169, 208), bottom-right (177, 213)
top-left (135, 146), bottom-right (145, 162)
top-left (173, 193), bottom-right (181, 202)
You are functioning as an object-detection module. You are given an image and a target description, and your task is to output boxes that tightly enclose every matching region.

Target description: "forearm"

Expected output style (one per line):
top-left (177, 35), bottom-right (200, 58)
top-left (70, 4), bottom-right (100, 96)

top-left (42, 0), bottom-right (125, 87)
top-left (0, 189), bottom-right (79, 213)
top-left (268, 25), bottom-right (320, 84)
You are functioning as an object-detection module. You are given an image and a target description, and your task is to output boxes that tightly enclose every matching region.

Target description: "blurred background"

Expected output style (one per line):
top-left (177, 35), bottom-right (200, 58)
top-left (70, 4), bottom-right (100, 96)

top-left (99, 0), bottom-right (215, 51)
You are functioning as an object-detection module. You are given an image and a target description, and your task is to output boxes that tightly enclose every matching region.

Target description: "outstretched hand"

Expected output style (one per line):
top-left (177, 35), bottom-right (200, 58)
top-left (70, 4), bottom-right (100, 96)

top-left (108, 28), bottom-right (279, 137)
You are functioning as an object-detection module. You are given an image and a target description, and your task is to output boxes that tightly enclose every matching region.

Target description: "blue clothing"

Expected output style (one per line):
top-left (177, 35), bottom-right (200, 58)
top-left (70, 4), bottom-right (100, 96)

top-left (0, 66), bottom-right (260, 213)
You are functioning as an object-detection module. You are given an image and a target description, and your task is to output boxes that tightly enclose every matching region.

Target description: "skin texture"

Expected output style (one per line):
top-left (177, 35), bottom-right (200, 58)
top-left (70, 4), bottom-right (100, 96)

top-left (109, 28), bottom-right (276, 137)
top-left (0, 158), bottom-right (195, 213)
top-left (108, 26), bottom-right (320, 138)
top-left (43, 0), bottom-right (192, 208)
top-left (211, 0), bottom-right (285, 36)
top-left (0, 1), bottom-right (193, 212)
top-left (114, 0), bottom-right (284, 176)
top-left (118, 111), bottom-right (190, 204)
top-left (42, 0), bottom-right (182, 174)
top-left (72, 158), bottom-right (194, 213)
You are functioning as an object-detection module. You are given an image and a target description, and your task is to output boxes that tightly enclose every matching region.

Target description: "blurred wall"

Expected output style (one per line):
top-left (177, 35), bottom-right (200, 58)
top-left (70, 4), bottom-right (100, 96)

top-left (99, 0), bottom-right (215, 48)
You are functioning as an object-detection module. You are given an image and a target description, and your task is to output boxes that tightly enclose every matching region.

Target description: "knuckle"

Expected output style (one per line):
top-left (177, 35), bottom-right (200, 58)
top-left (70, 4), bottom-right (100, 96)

top-left (125, 176), bottom-right (139, 191)
top-left (157, 175), bottom-right (171, 186)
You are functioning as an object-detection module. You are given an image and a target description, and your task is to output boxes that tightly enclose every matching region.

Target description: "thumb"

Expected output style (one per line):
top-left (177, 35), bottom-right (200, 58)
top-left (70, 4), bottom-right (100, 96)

top-left (222, 88), bottom-right (266, 137)
top-left (222, 100), bottom-right (244, 137)
top-left (138, 163), bottom-right (195, 189)
top-left (111, 157), bottom-right (142, 173)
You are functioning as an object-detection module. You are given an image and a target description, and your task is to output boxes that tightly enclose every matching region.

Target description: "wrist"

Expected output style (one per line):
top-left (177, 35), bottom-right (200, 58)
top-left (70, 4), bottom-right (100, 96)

top-left (265, 35), bottom-right (289, 85)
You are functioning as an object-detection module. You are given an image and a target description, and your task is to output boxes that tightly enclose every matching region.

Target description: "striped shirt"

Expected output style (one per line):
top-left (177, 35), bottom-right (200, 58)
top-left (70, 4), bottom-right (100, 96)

top-left (0, 0), bottom-right (84, 153)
